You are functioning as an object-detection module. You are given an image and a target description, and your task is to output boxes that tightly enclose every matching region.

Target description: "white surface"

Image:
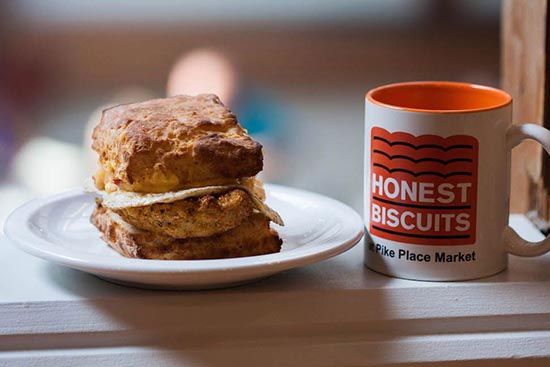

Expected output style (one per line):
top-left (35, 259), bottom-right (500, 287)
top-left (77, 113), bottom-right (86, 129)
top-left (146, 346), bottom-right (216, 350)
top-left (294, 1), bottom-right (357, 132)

top-left (3, 185), bottom-right (364, 290)
top-left (1, 215), bottom-right (549, 366)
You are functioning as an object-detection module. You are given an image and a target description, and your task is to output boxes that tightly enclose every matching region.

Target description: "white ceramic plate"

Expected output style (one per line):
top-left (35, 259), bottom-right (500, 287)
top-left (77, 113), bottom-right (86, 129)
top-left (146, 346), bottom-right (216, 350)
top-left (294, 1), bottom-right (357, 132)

top-left (5, 184), bottom-right (364, 290)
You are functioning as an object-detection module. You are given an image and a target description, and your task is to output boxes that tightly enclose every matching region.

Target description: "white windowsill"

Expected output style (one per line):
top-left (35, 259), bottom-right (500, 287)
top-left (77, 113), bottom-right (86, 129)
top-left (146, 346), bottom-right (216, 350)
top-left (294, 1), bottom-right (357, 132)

top-left (1, 214), bottom-right (549, 365)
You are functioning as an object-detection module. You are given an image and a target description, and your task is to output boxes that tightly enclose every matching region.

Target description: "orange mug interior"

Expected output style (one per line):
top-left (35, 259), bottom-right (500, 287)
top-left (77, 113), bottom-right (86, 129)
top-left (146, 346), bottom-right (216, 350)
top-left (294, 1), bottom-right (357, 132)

top-left (367, 81), bottom-right (512, 113)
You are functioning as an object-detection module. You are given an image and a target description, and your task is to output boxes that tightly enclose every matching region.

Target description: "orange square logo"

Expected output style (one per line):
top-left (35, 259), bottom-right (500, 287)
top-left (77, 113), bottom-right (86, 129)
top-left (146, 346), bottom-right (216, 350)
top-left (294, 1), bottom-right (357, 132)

top-left (370, 127), bottom-right (478, 245)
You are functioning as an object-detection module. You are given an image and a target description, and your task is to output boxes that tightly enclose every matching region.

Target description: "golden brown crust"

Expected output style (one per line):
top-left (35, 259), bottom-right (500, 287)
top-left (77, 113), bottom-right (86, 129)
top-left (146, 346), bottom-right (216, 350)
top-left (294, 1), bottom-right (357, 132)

top-left (91, 203), bottom-right (282, 260)
top-left (113, 189), bottom-right (254, 238)
top-left (92, 94), bottom-right (263, 193)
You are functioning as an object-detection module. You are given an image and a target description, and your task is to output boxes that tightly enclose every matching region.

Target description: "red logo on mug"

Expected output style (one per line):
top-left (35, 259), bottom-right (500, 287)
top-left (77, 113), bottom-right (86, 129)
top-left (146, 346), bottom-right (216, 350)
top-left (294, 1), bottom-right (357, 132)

top-left (370, 127), bottom-right (478, 245)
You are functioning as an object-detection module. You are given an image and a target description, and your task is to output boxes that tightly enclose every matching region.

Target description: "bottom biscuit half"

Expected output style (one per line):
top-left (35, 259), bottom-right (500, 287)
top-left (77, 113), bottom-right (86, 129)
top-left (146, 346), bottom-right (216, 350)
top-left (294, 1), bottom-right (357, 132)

top-left (91, 203), bottom-right (282, 260)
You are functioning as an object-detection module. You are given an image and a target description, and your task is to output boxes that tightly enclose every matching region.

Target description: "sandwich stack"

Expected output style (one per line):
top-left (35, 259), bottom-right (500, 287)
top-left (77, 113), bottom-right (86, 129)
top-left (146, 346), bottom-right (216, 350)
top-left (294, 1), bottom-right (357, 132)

top-left (88, 94), bottom-right (283, 260)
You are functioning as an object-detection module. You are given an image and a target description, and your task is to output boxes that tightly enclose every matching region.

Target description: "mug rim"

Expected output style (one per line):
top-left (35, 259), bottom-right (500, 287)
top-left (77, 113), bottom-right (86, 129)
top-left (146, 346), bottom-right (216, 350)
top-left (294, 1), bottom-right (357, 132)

top-left (366, 81), bottom-right (512, 114)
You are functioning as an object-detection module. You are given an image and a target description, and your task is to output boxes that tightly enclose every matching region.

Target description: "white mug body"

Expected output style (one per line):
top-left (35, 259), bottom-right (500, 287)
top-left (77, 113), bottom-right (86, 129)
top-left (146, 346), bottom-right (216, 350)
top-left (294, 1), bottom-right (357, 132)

top-left (364, 84), bottom-right (512, 281)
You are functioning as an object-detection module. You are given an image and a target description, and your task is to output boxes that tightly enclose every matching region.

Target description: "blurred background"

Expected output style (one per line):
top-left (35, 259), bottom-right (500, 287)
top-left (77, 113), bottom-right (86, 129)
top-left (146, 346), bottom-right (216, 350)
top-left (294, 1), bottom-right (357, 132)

top-left (0, 0), bottom-right (501, 229)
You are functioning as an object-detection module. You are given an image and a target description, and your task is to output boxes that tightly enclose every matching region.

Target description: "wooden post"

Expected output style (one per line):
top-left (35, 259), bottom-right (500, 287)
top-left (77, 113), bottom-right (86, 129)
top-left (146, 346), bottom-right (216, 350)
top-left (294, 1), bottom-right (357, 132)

top-left (501, 0), bottom-right (548, 215)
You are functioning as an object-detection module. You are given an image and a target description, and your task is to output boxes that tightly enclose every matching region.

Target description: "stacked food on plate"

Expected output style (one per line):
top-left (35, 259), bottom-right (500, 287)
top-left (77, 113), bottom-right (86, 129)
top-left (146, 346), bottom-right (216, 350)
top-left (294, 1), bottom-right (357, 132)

top-left (87, 94), bottom-right (283, 260)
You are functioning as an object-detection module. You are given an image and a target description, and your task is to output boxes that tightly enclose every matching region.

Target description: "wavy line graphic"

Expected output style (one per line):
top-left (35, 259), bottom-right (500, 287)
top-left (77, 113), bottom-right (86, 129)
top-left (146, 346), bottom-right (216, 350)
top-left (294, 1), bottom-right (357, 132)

top-left (373, 136), bottom-right (473, 151)
top-left (372, 163), bottom-right (472, 178)
top-left (373, 150), bottom-right (473, 164)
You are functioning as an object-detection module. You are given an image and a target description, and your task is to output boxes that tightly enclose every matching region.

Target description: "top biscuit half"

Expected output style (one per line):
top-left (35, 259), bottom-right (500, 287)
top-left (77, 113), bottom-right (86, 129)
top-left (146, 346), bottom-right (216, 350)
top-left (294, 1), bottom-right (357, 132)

top-left (92, 94), bottom-right (263, 193)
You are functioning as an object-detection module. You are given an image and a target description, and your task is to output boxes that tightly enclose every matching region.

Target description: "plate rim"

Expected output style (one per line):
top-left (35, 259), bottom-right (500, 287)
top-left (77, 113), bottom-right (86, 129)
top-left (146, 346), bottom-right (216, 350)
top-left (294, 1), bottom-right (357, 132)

top-left (4, 184), bottom-right (364, 275)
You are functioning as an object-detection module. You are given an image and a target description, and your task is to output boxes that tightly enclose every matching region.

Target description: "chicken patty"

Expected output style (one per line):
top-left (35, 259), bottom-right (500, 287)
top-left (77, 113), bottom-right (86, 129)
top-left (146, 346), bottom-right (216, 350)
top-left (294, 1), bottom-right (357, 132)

top-left (113, 189), bottom-right (254, 238)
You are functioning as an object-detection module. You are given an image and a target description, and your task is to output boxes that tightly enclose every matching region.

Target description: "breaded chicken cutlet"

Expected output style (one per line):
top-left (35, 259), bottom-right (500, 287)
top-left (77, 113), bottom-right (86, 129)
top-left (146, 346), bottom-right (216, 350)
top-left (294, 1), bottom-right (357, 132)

top-left (113, 188), bottom-right (255, 238)
top-left (88, 94), bottom-right (283, 260)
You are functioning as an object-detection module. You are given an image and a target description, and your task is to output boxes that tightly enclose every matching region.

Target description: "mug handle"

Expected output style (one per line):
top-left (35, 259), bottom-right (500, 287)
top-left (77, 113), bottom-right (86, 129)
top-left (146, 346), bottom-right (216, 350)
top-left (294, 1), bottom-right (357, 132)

top-left (504, 123), bottom-right (550, 256)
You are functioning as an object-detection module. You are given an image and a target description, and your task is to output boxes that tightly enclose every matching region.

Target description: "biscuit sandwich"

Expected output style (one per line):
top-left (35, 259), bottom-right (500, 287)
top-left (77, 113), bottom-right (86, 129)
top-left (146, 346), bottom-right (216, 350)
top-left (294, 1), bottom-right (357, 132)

top-left (87, 94), bottom-right (283, 260)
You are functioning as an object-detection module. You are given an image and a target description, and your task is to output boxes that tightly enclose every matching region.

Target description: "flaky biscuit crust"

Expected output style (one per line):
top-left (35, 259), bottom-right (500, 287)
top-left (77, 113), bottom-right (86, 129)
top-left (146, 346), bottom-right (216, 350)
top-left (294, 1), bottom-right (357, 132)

top-left (92, 94), bottom-right (263, 192)
top-left (91, 204), bottom-right (282, 260)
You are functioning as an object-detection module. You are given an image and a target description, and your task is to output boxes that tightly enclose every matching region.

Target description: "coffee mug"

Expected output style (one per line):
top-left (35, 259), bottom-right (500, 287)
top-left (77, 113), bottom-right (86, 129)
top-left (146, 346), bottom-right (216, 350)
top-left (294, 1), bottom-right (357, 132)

top-left (364, 81), bottom-right (550, 281)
